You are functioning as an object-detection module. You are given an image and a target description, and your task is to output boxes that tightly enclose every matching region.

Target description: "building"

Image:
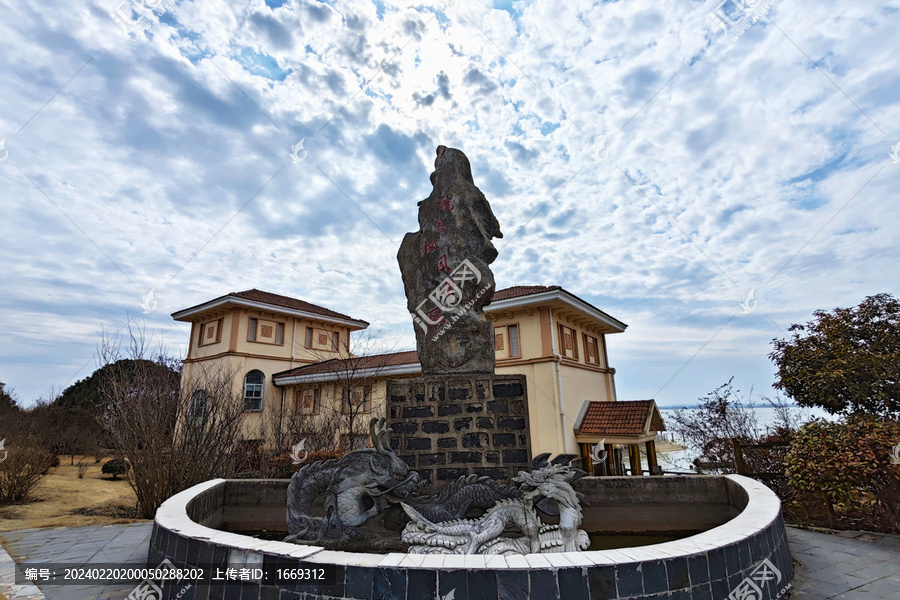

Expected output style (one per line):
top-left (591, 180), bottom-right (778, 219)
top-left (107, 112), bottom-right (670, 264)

top-left (173, 285), bottom-right (640, 458)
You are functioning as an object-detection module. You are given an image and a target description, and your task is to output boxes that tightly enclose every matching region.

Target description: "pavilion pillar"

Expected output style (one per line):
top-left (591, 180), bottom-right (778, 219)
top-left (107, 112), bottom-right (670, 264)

top-left (628, 444), bottom-right (642, 476)
top-left (646, 440), bottom-right (659, 475)
top-left (606, 446), bottom-right (616, 476)
top-left (579, 443), bottom-right (593, 475)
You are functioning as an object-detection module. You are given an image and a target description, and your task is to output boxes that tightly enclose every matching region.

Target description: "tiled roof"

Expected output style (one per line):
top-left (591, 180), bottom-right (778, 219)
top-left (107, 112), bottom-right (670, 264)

top-left (228, 289), bottom-right (361, 322)
top-left (274, 350), bottom-right (419, 379)
top-left (577, 400), bottom-right (665, 435)
top-left (493, 285), bottom-right (562, 301)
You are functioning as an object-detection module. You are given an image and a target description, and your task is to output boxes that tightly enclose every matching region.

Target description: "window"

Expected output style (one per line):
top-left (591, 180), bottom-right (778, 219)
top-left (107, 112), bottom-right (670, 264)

top-left (508, 324), bottom-right (520, 357)
top-left (248, 318), bottom-right (285, 345)
top-left (494, 324), bottom-right (521, 360)
top-left (558, 324), bottom-right (579, 360)
top-left (583, 334), bottom-right (602, 365)
top-left (296, 387), bottom-right (321, 415)
top-left (188, 390), bottom-right (208, 429)
top-left (199, 319), bottom-right (223, 346)
top-left (342, 385), bottom-right (371, 414)
top-left (243, 370), bottom-right (264, 411)
top-left (305, 326), bottom-right (341, 352)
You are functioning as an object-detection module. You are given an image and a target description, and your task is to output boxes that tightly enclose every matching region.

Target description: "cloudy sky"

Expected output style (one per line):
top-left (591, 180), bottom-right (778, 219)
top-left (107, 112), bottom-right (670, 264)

top-left (2, 0), bottom-right (898, 409)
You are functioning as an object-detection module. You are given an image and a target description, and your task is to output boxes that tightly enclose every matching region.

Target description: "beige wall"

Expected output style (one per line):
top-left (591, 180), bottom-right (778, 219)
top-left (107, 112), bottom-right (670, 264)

top-left (181, 305), bottom-right (357, 444)
top-left (489, 305), bottom-right (620, 456)
top-left (179, 297), bottom-right (622, 457)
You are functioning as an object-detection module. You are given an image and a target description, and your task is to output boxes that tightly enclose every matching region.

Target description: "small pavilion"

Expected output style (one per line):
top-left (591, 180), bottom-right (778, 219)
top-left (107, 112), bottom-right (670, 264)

top-left (574, 399), bottom-right (667, 476)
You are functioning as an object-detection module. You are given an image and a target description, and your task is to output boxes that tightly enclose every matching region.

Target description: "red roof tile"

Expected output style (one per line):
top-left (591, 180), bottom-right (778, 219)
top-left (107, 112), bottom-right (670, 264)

top-left (493, 285), bottom-right (562, 301)
top-left (577, 400), bottom-right (665, 435)
top-left (274, 350), bottom-right (419, 379)
top-left (229, 289), bottom-right (363, 322)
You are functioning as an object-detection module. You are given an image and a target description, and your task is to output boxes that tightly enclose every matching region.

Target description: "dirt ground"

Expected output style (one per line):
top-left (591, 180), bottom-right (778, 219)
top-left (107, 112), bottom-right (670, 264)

top-left (0, 456), bottom-right (148, 532)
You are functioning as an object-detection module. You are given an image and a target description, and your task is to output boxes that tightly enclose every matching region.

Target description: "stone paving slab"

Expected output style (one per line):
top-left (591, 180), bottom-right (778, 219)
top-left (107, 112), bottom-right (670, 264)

top-left (787, 526), bottom-right (900, 600)
top-left (1, 523), bottom-right (152, 600)
top-left (2, 522), bottom-right (899, 599)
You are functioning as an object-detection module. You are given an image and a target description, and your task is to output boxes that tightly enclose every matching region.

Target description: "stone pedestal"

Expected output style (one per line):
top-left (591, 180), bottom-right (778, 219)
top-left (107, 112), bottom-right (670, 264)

top-left (386, 375), bottom-right (531, 487)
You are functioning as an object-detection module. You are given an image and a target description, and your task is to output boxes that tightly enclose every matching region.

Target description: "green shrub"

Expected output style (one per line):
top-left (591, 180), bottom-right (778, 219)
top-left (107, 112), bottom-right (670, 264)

top-left (101, 458), bottom-right (131, 480)
top-left (785, 417), bottom-right (900, 531)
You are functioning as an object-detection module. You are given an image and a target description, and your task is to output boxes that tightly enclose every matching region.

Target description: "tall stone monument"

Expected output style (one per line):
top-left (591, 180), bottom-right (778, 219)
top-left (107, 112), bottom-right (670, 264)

top-left (390, 146), bottom-right (531, 486)
top-left (397, 145), bottom-right (502, 374)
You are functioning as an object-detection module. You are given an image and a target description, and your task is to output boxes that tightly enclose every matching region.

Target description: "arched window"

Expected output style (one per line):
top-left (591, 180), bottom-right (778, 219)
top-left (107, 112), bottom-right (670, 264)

top-left (188, 390), bottom-right (208, 429)
top-left (243, 370), bottom-right (265, 411)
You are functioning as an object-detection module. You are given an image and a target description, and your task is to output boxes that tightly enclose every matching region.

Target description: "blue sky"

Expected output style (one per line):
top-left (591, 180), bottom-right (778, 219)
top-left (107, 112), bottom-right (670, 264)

top-left (1, 0), bottom-right (899, 408)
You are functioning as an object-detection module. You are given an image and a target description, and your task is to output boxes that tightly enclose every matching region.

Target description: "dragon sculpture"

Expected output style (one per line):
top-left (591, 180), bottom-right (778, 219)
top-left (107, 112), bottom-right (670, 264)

top-left (400, 454), bottom-right (590, 555)
top-left (284, 419), bottom-right (518, 550)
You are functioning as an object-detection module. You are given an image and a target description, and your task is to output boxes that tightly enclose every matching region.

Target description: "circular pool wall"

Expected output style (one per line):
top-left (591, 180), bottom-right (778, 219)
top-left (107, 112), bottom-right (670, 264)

top-left (149, 475), bottom-right (792, 600)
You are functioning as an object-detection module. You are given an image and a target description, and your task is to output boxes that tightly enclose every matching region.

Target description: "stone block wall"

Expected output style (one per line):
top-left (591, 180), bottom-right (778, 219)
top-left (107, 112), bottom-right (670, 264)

top-left (386, 375), bottom-right (531, 487)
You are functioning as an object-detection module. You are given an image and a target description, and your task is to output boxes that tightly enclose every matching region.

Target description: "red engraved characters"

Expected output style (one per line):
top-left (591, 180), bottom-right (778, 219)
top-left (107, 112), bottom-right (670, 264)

top-left (436, 254), bottom-right (451, 272)
top-left (423, 240), bottom-right (438, 253)
top-left (438, 195), bottom-right (454, 211)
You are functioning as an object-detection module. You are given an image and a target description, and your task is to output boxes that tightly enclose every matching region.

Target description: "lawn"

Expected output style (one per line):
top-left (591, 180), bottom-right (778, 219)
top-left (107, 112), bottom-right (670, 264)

top-left (0, 456), bottom-right (147, 532)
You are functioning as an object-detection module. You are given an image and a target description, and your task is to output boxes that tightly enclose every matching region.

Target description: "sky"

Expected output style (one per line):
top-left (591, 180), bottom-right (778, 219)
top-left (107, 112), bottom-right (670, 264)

top-left (1, 0), bottom-right (899, 409)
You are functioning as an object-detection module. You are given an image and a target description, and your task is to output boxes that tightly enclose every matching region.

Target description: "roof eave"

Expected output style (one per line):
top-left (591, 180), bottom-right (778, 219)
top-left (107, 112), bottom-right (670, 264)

top-left (171, 296), bottom-right (369, 329)
top-left (488, 289), bottom-right (627, 333)
top-left (273, 362), bottom-right (422, 385)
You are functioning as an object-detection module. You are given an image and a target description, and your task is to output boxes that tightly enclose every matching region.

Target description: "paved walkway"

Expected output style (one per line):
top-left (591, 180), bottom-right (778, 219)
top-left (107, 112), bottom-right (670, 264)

top-left (1, 523), bottom-right (898, 599)
top-left (0, 523), bottom-right (151, 600)
top-left (787, 526), bottom-right (900, 599)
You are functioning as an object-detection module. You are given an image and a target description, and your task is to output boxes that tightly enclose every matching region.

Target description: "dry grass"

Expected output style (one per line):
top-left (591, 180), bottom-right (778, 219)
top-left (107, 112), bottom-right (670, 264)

top-left (0, 456), bottom-right (148, 532)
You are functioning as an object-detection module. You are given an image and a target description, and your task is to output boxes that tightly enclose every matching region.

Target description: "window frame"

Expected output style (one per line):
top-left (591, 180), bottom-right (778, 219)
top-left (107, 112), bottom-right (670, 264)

top-left (305, 326), bottom-right (341, 353)
top-left (248, 318), bottom-right (285, 345)
top-left (243, 370), bottom-right (265, 411)
top-left (494, 323), bottom-right (522, 360)
top-left (342, 385), bottom-right (372, 414)
top-left (296, 387), bottom-right (322, 415)
top-left (188, 390), bottom-right (208, 429)
top-left (583, 333), bottom-right (602, 366)
top-left (558, 323), bottom-right (579, 361)
top-left (198, 319), bottom-right (223, 347)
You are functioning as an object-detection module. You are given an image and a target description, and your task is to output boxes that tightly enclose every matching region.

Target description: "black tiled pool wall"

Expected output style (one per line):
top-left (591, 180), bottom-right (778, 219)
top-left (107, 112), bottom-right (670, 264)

top-left (148, 510), bottom-right (792, 600)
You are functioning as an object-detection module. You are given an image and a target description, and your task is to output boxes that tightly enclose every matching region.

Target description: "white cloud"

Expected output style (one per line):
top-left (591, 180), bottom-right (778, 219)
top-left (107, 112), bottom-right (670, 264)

top-left (1, 0), bottom-right (898, 406)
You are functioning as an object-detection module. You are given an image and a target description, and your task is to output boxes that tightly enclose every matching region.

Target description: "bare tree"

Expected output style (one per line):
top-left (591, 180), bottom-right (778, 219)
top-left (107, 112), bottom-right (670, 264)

top-left (97, 327), bottom-right (247, 518)
top-left (669, 379), bottom-right (761, 473)
top-left (284, 328), bottom-right (401, 451)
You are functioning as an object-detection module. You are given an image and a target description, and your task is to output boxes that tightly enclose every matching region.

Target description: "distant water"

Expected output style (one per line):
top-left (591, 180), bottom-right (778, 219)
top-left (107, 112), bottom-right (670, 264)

top-left (651, 406), bottom-right (837, 474)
